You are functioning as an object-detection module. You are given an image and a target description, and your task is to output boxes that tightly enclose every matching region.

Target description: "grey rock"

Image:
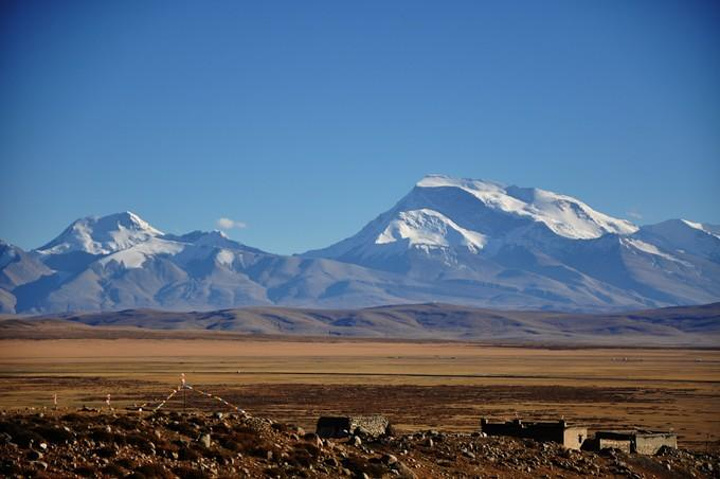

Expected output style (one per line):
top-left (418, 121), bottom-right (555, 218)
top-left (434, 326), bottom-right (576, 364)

top-left (395, 462), bottom-right (418, 479)
top-left (383, 453), bottom-right (398, 465)
top-left (199, 433), bottom-right (211, 448)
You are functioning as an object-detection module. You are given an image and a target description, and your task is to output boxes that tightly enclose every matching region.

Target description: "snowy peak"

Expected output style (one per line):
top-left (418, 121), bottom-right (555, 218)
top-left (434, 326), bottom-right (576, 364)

top-left (636, 219), bottom-right (720, 262)
top-left (640, 218), bottom-right (720, 242)
top-left (417, 175), bottom-right (507, 194)
top-left (1, 190), bottom-right (718, 314)
top-left (416, 175), bottom-right (637, 239)
top-left (37, 211), bottom-right (163, 256)
top-left (310, 174), bottom-right (642, 264)
top-left (375, 208), bottom-right (487, 253)
top-left (679, 219), bottom-right (720, 239)
top-left (504, 186), bottom-right (638, 238)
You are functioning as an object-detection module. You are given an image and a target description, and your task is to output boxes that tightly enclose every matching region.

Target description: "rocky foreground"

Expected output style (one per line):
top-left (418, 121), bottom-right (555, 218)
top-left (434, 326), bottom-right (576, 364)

top-left (0, 410), bottom-right (717, 479)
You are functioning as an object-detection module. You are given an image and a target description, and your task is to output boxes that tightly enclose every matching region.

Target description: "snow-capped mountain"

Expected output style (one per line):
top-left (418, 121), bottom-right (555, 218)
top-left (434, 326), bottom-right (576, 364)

top-left (305, 175), bottom-right (719, 307)
top-left (306, 175), bottom-right (639, 265)
top-left (36, 211), bottom-right (162, 256)
top-left (1, 175), bottom-right (718, 314)
top-left (2, 213), bottom-right (421, 313)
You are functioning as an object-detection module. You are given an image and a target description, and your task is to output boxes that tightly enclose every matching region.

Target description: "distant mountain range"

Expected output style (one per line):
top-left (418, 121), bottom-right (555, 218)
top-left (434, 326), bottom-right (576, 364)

top-left (2, 175), bottom-right (719, 314)
top-left (3, 302), bottom-right (718, 347)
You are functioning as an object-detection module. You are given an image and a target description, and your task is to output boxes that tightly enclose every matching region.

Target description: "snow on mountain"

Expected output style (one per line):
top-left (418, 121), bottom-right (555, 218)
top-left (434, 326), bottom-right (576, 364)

top-left (36, 211), bottom-right (162, 256)
top-left (97, 237), bottom-right (186, 269)
top-left (418, 175), bottom-right (638, 239)
top-left (307, 175), bottom-right (639, 265)
top-left (375, 209), bottom-right (487, 253)
top-left (304, 175), bottom-right (719, 310)
top-left (681, 219), bottom-right (720, 238)
top-left (621, 238), bottom-right (690, 265)
top-left (32, 213), bottom-right (266, 274)
top-left (635, 219), bottom-right (720, 263)
top-left (1, 175), bottom-right (718, 315)
top-left (0, 240), bottom-right (19, 271)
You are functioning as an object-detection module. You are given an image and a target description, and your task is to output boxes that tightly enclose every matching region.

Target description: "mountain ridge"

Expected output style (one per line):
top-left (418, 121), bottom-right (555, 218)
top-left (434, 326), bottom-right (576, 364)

top-left (1, 175), bottom-right (718, 314)
top-left (3, 301), bottom-right (718, 347)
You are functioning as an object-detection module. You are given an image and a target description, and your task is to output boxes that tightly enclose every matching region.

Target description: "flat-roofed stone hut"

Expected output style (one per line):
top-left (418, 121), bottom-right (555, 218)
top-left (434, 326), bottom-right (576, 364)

top-left (480, 418), bottom-right (588, 450)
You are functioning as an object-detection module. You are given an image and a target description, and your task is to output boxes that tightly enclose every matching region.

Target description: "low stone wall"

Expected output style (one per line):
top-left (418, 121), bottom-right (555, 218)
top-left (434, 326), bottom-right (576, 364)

top-left (598, 438), bottom-right (632, 453)
top-left (316, 415), bottom-right (389, 438)
top-left (593, 430), bottom-right (677, 455)
top-left (635, 433), bottom-right (677, 455)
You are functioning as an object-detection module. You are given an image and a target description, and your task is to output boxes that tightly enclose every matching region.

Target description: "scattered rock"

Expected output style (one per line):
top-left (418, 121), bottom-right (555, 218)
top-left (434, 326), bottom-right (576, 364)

top-left (383, 453), bottom-right (398, 465)
top-left (27, 450), bottom-right (43, 460)
top-left (198, 433), bottom-right (211, 448)
top-left (0, 409), bottom-right (716, 479)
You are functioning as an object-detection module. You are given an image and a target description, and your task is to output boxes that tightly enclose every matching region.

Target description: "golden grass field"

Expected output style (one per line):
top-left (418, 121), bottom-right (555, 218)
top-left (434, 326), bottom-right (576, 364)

top-left (1, 339), bottom-right (718, 451)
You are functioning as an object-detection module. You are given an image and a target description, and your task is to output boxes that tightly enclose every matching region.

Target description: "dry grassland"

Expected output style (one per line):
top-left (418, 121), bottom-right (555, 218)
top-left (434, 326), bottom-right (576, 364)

top-left (1, 339), bottom-right (718, 451)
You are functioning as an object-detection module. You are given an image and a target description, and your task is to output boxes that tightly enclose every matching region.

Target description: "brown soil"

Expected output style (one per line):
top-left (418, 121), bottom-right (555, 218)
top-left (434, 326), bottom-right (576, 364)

top-left (1, 339), bottom-right (718, 453)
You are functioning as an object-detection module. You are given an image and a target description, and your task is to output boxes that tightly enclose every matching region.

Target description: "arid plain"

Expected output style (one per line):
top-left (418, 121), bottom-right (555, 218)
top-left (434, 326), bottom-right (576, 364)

top-left (1, 337), bottom-right (718, 452)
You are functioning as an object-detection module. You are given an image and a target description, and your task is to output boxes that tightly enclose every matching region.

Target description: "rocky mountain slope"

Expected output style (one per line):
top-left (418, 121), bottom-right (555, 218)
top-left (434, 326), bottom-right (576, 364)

top-left (1, 176), bottom-right (718, 314)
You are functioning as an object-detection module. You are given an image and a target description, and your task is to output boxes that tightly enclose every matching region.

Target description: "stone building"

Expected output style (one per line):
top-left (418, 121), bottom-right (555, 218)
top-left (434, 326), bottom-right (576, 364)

top-left (316, 415), bottom-right (390, 439)
top-left (592, 430), bottom-right (677, 455)
top-left (480, 418), bottom-right (588, 450)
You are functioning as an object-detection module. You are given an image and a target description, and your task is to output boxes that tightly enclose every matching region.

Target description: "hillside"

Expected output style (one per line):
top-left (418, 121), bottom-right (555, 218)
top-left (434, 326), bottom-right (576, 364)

top-left (3, 302), bottom-right (718, 347)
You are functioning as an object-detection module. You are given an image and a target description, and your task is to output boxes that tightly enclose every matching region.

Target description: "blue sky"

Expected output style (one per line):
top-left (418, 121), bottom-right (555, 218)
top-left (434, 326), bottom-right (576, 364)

top-left (1, 0), bottom-right (718, 255)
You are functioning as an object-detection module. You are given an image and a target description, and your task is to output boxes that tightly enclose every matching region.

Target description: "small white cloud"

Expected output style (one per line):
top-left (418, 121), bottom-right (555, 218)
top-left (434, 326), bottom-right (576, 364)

top-left (216, 217), bottom-right (247, 230)
top-left (626, 210), bottom-right (643, 220)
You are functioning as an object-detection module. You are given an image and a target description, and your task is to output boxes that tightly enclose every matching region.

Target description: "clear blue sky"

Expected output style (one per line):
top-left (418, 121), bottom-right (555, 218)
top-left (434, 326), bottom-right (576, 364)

top-left (1, 0), bottom-right (718, 255)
